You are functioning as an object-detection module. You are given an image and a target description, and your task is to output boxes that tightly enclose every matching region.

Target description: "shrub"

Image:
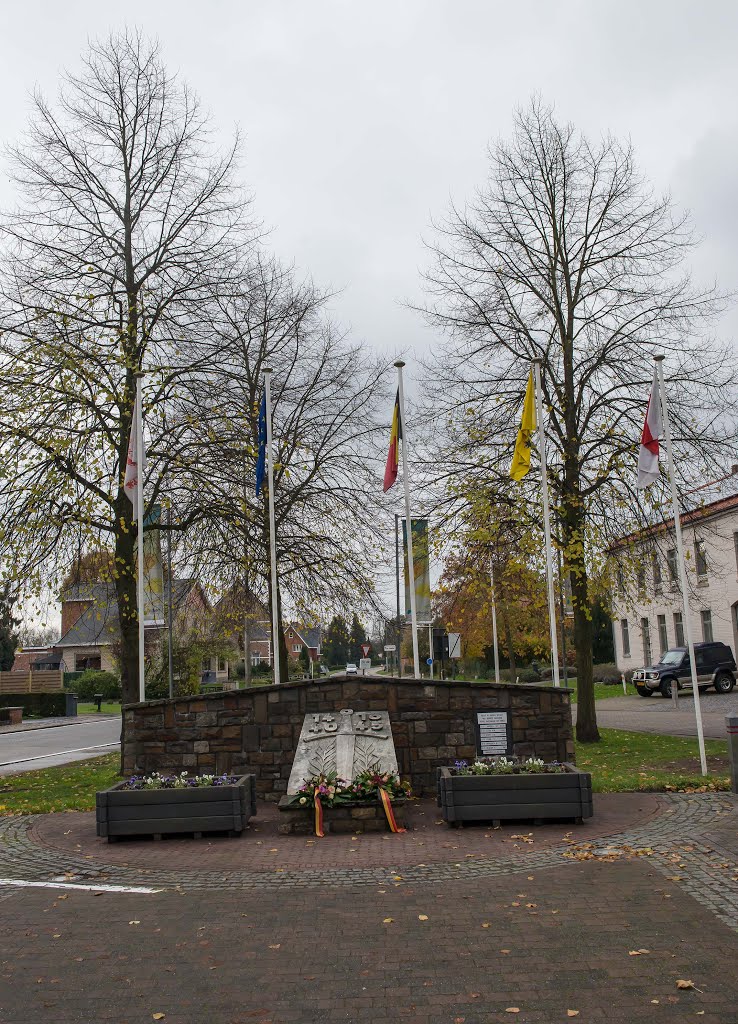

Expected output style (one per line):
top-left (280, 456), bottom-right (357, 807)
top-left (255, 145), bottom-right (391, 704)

top-left (518, 668), bottom-right (541, 683)
top-left (69, 670), bottom-right (121, 702)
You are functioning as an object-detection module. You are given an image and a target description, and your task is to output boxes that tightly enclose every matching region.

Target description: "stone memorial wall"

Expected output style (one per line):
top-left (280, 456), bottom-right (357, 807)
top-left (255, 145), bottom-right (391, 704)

top-left (122, 676), bottom-right (575, 801)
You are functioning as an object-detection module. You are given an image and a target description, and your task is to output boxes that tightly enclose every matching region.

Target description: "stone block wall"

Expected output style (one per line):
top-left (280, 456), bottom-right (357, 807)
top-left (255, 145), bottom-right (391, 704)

top-left (122, 676), bottom-right (574, 801)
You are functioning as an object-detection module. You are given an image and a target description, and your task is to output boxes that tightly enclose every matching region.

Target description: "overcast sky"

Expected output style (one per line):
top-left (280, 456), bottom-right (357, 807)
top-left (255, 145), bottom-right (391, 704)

top-left (4, 1), bottom-right (738, 629)
top-left (2, 0), bottom-right (737, 367)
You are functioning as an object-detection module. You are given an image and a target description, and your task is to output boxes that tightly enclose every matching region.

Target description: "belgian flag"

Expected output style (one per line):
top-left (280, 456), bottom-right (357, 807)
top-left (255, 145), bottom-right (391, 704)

top-left (383, 389), bottom-right (402, 492)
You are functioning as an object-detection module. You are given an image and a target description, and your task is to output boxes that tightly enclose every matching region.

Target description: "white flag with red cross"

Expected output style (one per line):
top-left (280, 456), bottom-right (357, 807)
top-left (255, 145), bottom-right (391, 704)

top-left (124, 382), bottom-right (144, 503)
top-left (637, 367), bottom-right (663, 489)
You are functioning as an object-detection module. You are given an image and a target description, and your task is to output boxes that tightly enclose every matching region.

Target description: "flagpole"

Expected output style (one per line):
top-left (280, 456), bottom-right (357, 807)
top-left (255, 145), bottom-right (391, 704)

top-left (395, 360), bottom-right (421, 679)
top-left (264, 367), bottom-right (281, 686)
top-left (135, 374), bottom-right (146, 703)
top-left (654, 355), bottom-right (707, 775)
top-left (532, 358), bottom-right (560, 688)
top-left (490, 557), bottom-right (501, 685)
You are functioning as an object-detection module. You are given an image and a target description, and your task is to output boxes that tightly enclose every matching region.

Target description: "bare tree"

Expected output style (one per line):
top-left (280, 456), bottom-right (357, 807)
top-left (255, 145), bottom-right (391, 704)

top-left (421, 99), bottom-right (734, 741)
top-left (0, 30), bottom-right (253, 707)
top-left (175, 255), bottom-right (389, 681)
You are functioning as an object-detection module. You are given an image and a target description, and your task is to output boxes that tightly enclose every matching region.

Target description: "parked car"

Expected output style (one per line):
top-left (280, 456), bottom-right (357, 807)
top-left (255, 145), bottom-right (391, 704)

top-left (632, 642), bottom-right (737, 698)
top-left (345, 663), bottom-right (358, 675)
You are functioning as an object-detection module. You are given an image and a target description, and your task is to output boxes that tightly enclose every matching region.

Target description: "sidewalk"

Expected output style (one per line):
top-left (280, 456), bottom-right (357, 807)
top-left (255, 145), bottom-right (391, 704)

top-left (0, 714), bottom-right (118, 735)
top-left (0, 794), bottom-right (737, 1022)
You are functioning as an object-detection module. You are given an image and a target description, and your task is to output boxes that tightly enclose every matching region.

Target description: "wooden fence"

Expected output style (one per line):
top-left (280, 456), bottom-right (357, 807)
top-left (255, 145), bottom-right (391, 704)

top-left (0, 670), bottom-right (64, 694)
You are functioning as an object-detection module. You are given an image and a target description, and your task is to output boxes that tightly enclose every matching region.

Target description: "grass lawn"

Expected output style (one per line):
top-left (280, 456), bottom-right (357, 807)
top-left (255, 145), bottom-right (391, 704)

top-left (77, 702), bottom-right (121, 715)
top-left (0, 729), bottom-right (731, 816)
top-left (569, 681), bottom-right (629, 704)
top-left (575, 729), bottom-right (730, 793)
top-left (0, 753), bottom-right (120, 815)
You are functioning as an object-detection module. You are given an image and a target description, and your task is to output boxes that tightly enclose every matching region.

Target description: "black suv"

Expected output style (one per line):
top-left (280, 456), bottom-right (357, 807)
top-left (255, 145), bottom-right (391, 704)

top-left (632, 642), bottom-right (737, 698)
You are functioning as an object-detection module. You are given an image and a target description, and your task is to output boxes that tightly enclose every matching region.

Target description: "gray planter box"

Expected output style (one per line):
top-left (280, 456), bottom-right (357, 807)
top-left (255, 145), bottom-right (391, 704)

top-left (437, 765), bottom-right (592, 825)
top-left (96, 775), bottom-right (256, 842)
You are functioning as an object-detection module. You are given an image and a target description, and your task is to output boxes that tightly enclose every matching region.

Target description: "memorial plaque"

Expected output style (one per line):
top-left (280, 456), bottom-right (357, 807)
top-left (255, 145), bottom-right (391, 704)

top-left (474, 710), bottom-right (512, 757)
top-left (287, 708), bottom-right (399, 794)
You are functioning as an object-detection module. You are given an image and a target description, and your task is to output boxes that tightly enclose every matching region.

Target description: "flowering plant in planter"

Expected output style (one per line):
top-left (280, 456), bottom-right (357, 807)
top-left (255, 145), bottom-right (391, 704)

top-left (292, 771), bottom-right (348, 808)
top-left (451, 757), bottom-right (565, 776)
top-left (122, 771), bottom-right (240, 790)
top-left (287, 766), bottom-right (410, 836)
top-left (344, 769), bottom-right (410, 801)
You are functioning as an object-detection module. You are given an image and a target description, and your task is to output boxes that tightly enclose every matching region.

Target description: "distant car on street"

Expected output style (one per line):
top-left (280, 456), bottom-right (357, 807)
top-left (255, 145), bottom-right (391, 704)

top-left (345, 663), bottom-right (358, 675)
top-left (632, 642), bottom-right (736, 698)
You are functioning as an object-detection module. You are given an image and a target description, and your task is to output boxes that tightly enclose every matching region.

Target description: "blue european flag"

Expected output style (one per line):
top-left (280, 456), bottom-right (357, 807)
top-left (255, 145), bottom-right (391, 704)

top-left (255, 393), bottom-right (267, 496)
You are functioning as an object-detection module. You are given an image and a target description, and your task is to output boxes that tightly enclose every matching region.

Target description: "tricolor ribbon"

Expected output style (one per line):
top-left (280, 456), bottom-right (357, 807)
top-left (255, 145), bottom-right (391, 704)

top-left (314, 794), bottom-right (325, 837)
top-left (379, 787), bottom-right (406, 833)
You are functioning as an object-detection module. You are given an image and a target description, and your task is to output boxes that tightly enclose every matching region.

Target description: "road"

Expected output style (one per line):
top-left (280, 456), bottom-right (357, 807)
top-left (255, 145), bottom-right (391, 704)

top-left (0, 718), bottom-right (120, 776)
top-left (574, 690), bottom-right (738, 739)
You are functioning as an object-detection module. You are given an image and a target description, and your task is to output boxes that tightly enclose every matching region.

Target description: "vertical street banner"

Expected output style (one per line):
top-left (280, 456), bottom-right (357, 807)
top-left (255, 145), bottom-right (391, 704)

top-left (143, 504), bottom-right (165, 626)
top-left (402, 518), bottom-right (431, 622)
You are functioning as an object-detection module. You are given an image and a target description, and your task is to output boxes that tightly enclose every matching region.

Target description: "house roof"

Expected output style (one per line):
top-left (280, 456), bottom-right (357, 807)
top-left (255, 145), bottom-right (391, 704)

top-left (611, 478), bottom-right (738, 552)
top-left (56, 579), bottom-right (201, 647)
top-left (288, 622), bottom-right (322, 649)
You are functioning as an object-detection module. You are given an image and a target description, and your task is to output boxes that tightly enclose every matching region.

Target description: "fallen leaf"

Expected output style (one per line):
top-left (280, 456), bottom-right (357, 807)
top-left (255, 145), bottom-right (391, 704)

top-left (505, 1009), bottom-right (520, 1014)
top-left (268, 944), bottom-right (281, 950)
top-left (567, 1012), bottom-right (579, 1018)
top-left (382, 918), bottom-right (393, 924)
top-left (629, 949), bottom-right (650, 956)
top-left (676, 980), bottom-right (695, 990)
top-left (152, 1016), bottom-right (166, 1021)
top-left (481, 923), bottom-right (490, 929)
top-left (418, 914), bottom-right (429, 921)
top-left (500, 949), bottom-right (511, 954)
top-left (128, 921), bottom-right (140, 926)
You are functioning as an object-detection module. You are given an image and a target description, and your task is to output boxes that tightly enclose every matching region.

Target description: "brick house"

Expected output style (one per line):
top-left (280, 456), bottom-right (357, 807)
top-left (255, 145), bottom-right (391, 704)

top-left (247, 621), bottom-right (322, 668)
top-left (50, 580), bottom-right (221, 677)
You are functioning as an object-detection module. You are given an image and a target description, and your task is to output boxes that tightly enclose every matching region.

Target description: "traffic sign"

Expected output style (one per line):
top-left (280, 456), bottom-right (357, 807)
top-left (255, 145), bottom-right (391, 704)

top-left (383, 644), bottom-right (396, 652)
top-left (359, 658), bottom-right (371, 670)
top-left (360, 643), bottom-right (371, 657)
top-left (448, 633), bottom-right (462, 658)
top-left (426, 657), bottom-right (433, 666)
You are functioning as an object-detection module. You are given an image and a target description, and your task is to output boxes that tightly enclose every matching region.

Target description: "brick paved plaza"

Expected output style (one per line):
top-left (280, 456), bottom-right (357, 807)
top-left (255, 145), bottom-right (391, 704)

top-left (1, 794), bottom-right (738, 1023)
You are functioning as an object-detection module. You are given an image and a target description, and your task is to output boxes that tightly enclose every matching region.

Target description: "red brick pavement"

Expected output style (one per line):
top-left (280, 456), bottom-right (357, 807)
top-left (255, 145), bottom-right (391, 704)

top-left (31, 794), bottom-right (664, 872)
top-left (1, 858), bottom-right (736, 1023)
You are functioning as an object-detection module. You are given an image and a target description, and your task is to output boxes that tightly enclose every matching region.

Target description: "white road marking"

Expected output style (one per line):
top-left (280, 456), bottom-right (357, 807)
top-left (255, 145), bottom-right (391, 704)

top-left (0, 878), bottom-right (162, 894)
top-left (0, 742), bottom-right (119, 767)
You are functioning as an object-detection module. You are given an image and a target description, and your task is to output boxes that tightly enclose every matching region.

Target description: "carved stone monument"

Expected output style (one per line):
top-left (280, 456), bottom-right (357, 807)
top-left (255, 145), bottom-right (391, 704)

top-left (286, 708), bottom-right (398, 794)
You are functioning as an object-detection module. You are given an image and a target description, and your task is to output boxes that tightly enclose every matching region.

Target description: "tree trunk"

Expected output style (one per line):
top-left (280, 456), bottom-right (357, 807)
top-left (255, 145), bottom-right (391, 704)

top-left (500, 601), bottom-right (516, 680)
top-left (565, 506), bottom-right (599, 742)
top-left (276, 583), bottom-right (289, 683)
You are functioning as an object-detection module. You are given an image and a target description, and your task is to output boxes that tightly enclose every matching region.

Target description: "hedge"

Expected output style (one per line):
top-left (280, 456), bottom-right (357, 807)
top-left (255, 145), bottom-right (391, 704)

top-left (0, 693), bottom-right (69, 717)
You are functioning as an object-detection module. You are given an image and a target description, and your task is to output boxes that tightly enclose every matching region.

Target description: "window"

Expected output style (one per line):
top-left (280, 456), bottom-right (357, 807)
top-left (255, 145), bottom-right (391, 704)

top-left (666, 548), bottom-right (678, 584)
top-left (218, 658), bottom-right (226, 672)
top-left (673, 611), bottom-right (685, 647)
top-left (701, 609), bottom-right (713, 643)
top-left (616, 564), bottom-right (625, 593)
top-left (288, 631), bottom-right (294, 639)
top-left (641, 617), bottom-right (652, 665)
top-left (251, 653), bottom-right (261, 667)
top-left (636, 564), bottom-right (646, 595)
top-left (75, 654), bottom-right (101, 671)
top-left (292, 644), bottom-right (301, 654)
top-left (652, 553), bottom-right (662, 593)
top-left (657, 614), bottom-right (668, 655)
top-left (695, 539), bottom-right (708, 579)
top-left (734, 532), bottom-right (738, 574)
top-left (620, 619), bottom-right (630, 657)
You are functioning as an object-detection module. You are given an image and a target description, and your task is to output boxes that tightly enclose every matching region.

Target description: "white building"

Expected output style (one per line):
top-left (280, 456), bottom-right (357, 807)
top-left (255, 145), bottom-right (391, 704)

top-left (610, 487), bottom-right (738, 673)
